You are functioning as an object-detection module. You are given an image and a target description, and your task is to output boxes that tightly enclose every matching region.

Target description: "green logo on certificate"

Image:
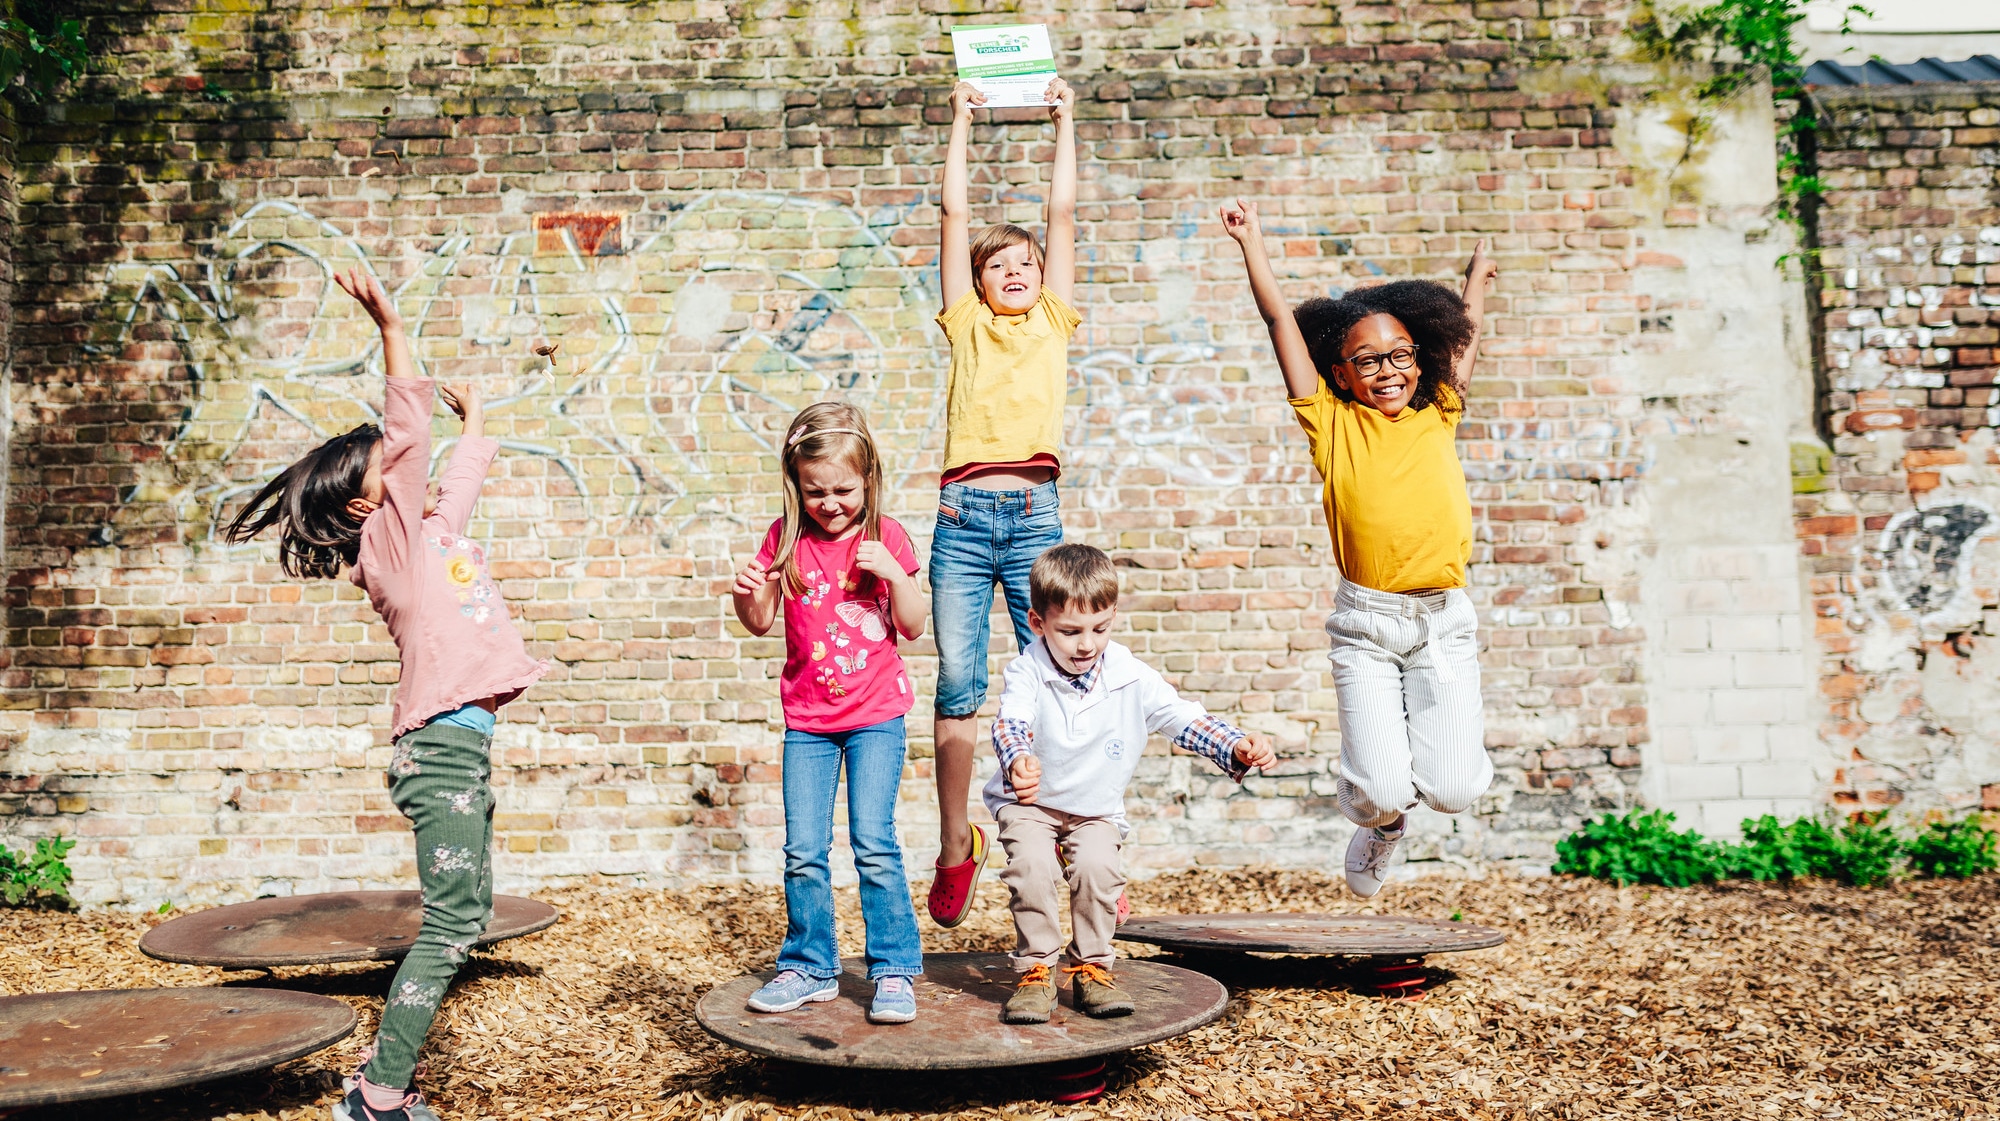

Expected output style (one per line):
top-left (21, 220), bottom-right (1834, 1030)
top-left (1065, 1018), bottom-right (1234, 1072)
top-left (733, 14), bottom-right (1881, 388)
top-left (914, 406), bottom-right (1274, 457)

top-left (950, 23), bottom-right (1059, 106)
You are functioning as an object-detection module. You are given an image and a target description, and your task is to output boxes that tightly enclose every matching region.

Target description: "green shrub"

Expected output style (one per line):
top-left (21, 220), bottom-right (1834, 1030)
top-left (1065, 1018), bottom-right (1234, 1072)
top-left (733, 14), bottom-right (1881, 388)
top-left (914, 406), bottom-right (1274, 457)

top-left (1815, 813), bottom-right (1902, 886)
top-left (1558, 809), bottom-right (1997, 888)
top-left (0, 836), bottom-right (76, 908)
top-left (1553, 809), bottom-right (1725, 887)
top-left (1906, 816), bottom-right (2000, 879)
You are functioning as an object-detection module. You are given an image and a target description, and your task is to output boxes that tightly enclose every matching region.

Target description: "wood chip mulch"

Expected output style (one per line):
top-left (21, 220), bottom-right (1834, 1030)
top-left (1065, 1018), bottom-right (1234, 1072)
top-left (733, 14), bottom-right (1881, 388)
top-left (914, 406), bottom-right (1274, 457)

top-left (3, 870), bottom-right (1995, 1120)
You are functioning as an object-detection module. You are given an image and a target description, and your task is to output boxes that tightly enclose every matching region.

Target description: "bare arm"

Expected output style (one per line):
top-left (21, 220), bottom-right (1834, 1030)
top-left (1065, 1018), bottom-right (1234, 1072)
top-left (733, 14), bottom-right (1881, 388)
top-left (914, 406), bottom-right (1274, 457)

top-left (1219, 199), bottom-right (1320, 400)
top-left (854, 539), bottom-right (925, 640)
top-left (1455, 239), bottom-right (1497, 397)
top-left (731, 560), bottom-right (779, 636)
top-left (940, 82), bottom-right (983, 310)
top-left (334, 265), bottom-right (413, 383)
top-left (1041, 76), bottom-right (1077, 304)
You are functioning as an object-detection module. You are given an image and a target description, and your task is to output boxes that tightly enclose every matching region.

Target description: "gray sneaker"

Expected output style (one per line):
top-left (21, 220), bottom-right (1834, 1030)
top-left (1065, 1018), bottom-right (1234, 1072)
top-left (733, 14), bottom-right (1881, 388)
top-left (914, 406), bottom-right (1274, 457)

top-left (1344, 823), bottom-right (1405, 898)
top-left (867, 975), bottom-right (917, 1024)
top-left (746, 969), bottom-right (840, 1013)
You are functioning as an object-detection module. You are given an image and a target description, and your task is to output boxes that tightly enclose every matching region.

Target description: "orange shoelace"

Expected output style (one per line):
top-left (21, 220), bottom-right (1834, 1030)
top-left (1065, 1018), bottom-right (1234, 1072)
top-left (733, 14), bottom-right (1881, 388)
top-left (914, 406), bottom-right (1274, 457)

top-left (1063, 962), bottom-right (1116, 988)
top-left (1017, 963), bottom-right (1053, 989)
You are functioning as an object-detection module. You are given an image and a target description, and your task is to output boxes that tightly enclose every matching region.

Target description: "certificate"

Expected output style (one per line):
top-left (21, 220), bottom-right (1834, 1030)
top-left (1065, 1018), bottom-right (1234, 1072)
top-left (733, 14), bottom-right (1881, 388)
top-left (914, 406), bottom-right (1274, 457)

top-left (950, 23), bottom-right (1058, 107)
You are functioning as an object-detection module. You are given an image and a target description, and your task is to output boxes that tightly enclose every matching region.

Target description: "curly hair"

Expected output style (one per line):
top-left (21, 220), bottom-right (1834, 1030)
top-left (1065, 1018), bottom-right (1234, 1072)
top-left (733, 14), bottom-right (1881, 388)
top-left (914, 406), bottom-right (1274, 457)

top-left (1293, 280), bottom-right (1475, 415)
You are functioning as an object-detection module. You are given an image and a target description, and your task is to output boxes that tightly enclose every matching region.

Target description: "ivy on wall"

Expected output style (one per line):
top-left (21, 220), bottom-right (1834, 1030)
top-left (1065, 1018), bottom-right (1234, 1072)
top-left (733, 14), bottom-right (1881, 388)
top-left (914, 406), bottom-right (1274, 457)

top-left (0, 0), bottom-right (84, 104)
top-left (1629, 0), bottom-right (1870, 239)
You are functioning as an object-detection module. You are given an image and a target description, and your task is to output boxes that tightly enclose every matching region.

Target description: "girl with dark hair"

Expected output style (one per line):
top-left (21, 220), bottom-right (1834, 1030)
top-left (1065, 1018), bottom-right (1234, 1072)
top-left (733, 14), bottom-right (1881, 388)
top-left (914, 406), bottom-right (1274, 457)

top-left (1221, 199), bottom-right (1499, 900)
top-left (730, 401), bottom-right (927, 1025)
top-left (226, 266), bottom-right (547, 1121)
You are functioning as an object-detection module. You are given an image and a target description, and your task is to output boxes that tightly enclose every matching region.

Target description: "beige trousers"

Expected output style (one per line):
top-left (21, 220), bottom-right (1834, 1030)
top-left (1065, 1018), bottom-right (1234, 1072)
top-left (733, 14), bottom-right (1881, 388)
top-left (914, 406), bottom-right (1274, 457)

top-left (995, 801), bottom-right (1124, 969)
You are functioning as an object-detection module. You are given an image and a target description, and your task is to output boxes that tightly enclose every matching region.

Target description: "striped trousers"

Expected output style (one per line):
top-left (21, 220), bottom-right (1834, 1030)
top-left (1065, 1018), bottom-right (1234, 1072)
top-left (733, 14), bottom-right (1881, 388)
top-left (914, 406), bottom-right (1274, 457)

top-left (1326, 581), bottom-right (1492, 828)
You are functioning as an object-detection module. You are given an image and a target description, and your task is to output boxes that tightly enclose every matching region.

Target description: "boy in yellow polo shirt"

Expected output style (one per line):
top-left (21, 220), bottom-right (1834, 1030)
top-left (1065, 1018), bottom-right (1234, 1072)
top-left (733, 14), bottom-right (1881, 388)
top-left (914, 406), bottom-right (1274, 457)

top-left (925, 76), bottom-right (1081, 927)
top-left (1220, 198), bottom-right (1500, 899)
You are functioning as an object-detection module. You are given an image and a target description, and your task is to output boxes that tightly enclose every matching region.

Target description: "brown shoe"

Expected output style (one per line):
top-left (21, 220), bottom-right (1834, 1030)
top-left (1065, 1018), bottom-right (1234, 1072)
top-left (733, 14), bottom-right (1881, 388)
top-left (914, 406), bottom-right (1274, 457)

top-left (1003, 963), bottom-right (1056, 1024)
top-left (1065, 962), bottom-right (1135, 1018)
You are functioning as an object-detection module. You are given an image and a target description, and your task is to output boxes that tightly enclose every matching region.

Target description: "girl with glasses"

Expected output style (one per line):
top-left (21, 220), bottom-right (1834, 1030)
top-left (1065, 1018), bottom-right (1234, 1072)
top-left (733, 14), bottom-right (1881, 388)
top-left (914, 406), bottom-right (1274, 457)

top-left (1220, 199), bottom-right (1499, 899)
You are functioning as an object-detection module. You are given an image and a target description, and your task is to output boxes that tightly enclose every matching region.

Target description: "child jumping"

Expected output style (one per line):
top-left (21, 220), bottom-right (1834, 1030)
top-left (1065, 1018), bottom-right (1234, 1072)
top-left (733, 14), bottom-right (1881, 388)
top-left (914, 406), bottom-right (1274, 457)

top-left (225, 267), bottom-right (548, 1121)
top-left (927, 74), bottom-right (1082, 928)
top-left (731, 401), bottom-right (927, 1024)
top-left (1221, 200), bottom-right (1498, 898)
top-left (986, 545), bottom-right (1274, 1023)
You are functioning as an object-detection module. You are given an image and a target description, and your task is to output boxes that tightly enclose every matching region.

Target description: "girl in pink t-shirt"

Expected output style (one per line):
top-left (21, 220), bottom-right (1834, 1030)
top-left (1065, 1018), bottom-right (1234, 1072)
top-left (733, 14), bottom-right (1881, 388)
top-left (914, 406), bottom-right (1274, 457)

top-left (224, 267), bottom-right (546, 1121)
top-left (730, 401), bottom-right (927, 1024)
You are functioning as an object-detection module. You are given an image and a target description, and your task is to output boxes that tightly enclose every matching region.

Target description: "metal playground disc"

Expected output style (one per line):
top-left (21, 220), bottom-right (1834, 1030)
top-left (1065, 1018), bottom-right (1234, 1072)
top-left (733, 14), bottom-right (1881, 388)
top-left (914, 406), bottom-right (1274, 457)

top-left (695, 952), bottom-right (1227, 1070)
top-left (139, 891), bottom-right (559, 968)
top-left (0, 987), bottom-right (356, 1109)
top-left (1114, 913), bottom-right (1507, 956)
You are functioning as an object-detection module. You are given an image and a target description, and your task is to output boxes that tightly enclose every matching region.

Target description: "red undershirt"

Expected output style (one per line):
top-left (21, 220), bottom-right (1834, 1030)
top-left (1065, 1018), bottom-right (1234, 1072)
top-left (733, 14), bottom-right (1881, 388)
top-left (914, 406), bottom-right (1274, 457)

top-left (940, 454), bottom-right (1062, 488)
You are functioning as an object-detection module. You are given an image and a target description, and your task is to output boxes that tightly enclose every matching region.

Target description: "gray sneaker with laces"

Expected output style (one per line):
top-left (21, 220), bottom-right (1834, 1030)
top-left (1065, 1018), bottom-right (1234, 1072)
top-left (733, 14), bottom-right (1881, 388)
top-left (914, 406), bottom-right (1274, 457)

top-left (1344, 822), bottom-right (1405, 898)
top-left (867, 975), bottom-right (917, 1023)
top-left (746, 969), bottom-right (840, 1013)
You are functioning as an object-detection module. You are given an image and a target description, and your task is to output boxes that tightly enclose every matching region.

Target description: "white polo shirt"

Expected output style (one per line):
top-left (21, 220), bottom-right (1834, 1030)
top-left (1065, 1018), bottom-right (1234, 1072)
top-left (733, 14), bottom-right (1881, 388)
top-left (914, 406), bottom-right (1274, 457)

top-left (981, 639), bottom-right (1210, 827)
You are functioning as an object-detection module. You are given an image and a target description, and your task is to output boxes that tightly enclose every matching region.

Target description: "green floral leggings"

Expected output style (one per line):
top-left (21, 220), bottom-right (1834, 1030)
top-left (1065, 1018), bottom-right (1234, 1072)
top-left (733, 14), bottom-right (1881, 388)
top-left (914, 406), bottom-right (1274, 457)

top-left (364, 722), bottom-right (495, 1090)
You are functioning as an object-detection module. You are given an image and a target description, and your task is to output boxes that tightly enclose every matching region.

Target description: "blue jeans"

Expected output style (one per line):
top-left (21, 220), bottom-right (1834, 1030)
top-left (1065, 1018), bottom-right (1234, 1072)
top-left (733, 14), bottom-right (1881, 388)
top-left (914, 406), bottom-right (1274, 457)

top-left (778, 717), bottom-right (923, 980)
top-left (931, 480), bottom-right (1064, 717)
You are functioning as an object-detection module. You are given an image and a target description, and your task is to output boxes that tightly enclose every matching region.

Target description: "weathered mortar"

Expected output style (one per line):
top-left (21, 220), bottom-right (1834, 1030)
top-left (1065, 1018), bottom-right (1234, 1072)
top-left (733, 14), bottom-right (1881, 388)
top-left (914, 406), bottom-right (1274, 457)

top-left (0, 0), bottom-right (1832, 904)
top-left (1800, 83), bottom-right (2000, 821)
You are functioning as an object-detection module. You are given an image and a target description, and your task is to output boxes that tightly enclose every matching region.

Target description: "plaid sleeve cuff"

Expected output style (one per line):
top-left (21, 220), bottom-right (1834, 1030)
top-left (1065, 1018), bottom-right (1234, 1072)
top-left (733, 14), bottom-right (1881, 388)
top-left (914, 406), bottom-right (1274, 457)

top-left (993, 717), bottom-right (1034, 778)
top-left (1175, 714), bottom-right (1249, 781)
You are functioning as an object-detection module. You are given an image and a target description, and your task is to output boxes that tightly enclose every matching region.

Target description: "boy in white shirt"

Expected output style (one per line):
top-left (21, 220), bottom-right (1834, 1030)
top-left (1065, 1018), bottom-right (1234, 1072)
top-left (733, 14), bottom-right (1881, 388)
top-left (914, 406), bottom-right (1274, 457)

top-left (986, 544), bottom-right (1275, 1023)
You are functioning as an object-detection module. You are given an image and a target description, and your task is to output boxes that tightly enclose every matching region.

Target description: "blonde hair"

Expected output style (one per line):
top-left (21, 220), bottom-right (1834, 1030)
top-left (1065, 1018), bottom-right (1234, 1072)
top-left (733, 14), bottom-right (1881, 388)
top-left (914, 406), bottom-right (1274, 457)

top-left (969, 223), bottom-right (1045, 297)
top-left (1029, 544), bottom-right (1119, 617)
top-left (772, 401), bottom-right (885, 597)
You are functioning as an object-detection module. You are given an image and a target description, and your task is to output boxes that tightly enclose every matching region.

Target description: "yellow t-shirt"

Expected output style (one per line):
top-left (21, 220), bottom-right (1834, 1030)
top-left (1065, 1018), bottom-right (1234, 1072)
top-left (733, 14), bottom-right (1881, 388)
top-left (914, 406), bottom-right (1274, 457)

top-left (1290, 383), bottom-right (1472, 593)
top-left (936, 287), bottom-right (1082, 473)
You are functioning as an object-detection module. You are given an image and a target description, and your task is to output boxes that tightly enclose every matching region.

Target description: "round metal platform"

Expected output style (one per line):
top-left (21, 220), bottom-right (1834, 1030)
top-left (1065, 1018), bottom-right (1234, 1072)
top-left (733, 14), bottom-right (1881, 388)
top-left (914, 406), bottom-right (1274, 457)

top-left (1114, 913), bottom-right (1507, 956)
top-left (138, 891), bottom-right (559, 968)
top-left (0, 987), bottom-right (356, 1109)
top-left (695, 952), bottom-right (1227, 1070)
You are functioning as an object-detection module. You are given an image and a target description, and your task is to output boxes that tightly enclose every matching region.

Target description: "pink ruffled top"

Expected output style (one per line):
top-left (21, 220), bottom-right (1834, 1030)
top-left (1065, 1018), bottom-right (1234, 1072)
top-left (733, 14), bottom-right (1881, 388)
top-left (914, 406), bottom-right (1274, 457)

top-left (348, 377), bottom-right (549, 738)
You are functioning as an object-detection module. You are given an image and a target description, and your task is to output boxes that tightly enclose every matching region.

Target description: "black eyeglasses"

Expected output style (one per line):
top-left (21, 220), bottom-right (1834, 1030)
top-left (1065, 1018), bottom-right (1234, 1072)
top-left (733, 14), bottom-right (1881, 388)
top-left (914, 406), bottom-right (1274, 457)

top-left (1342, 345), bottom-right (1418, 378)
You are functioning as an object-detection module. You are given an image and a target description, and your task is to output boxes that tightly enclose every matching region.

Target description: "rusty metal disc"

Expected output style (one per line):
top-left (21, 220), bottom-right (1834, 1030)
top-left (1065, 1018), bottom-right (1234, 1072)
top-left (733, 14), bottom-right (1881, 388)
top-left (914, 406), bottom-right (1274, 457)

top-left (139, 892), bottom-right (559, 968)
top-left (1115, 913), bottom-right (1506, 956)
top-left (0, 987), bottom-right (355, 1108)
top-left (695, 952), bottom-right (1226, 1070)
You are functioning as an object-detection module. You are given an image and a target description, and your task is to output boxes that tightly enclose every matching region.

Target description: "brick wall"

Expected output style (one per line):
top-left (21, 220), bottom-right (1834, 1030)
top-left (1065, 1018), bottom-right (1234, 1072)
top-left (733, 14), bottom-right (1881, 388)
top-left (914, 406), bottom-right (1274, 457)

top-left (0, 1), bottom-right (1828, 905)
top-left (1802, 84), bottom-right (2000, 820)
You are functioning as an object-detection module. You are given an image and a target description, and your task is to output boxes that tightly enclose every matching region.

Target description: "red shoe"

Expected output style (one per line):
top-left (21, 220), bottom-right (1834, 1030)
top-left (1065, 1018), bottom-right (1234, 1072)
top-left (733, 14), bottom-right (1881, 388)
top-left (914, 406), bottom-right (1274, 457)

top-left (927, 822), bottom-right (990, 928)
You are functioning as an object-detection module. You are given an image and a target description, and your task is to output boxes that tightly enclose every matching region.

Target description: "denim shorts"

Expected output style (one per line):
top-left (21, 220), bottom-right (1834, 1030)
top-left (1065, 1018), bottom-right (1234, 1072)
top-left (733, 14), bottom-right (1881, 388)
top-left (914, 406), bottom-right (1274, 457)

top-left (931, 480), bottom-right (1064, 717)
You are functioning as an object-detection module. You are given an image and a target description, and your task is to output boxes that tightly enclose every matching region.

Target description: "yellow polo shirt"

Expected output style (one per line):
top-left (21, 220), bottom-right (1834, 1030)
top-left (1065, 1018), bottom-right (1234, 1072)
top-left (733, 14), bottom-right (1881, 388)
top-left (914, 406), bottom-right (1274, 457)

top-left (937, 288), bottom-right (1082, 474)
top-left (1290, 383), bottom-right (1472, 593)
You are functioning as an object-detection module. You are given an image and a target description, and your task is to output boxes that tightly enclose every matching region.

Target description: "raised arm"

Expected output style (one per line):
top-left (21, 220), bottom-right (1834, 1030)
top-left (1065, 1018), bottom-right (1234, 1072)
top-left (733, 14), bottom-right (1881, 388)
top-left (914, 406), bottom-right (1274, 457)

top-left (1219, 200), bottom-right (1321, 401)
top-left (940, 81), bottom-right (983, 310)
top-left (1041, 76), bottom-right (1077, 304)
top-left (334, 265), bottom-right (426, 569)
top-left (1455, 239), bottom-right (1497, 398)
top-left (431, 383), bottom-right (495, 534)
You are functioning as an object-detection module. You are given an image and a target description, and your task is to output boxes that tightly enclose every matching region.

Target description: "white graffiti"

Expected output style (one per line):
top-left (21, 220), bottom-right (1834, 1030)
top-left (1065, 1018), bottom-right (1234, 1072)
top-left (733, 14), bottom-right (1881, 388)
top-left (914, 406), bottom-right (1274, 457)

top-left (1065, 343), bottom-right (1247, 490)
top-left (86, 195), bottom-right (1265, 553)
top-left (87, 193), bottom-right (942, 549)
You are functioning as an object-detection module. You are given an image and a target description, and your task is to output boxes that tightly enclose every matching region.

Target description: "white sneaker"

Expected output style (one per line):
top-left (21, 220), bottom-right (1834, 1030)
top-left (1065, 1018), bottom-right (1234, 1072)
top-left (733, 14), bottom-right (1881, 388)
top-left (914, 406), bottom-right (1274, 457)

top-left (1344, 823), bottom-right (1405, 898)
